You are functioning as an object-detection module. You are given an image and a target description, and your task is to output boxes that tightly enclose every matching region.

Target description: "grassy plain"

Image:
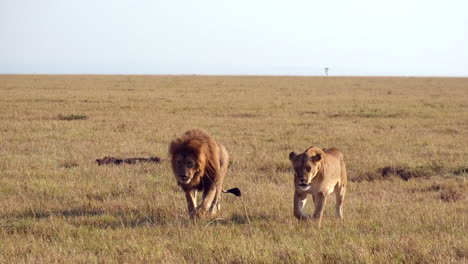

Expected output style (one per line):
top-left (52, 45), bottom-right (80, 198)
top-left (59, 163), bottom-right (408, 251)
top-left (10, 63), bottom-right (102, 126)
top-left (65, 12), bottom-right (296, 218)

top-left (0, 75), bottom-right (467, 263)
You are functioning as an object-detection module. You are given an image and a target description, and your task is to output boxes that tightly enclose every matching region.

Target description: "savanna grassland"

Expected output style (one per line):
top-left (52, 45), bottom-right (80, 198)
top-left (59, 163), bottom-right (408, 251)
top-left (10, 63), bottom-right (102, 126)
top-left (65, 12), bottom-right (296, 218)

top-left (0, 75), bottom-right (467, 263)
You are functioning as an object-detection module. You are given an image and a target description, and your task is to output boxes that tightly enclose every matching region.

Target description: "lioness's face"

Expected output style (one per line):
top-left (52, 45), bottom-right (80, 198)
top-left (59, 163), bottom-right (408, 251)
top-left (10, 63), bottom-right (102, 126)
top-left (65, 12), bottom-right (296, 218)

top-left (172, 153), bottom-right (199, 184)
top-left (289, 152), bottom-right (321, 191)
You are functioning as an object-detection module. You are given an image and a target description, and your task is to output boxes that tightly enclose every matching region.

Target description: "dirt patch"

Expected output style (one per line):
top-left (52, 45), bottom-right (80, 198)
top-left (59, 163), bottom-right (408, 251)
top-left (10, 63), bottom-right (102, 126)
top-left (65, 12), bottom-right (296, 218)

top-left (455, 247), bottom-right (468, 260)
top-left (377, 166), bottom-right (427, 181)
top-left (57, 114), bottom-right (88, 121)
top-left (301, 111), bottom-right (319, 115)
top-left (423, 183), bottom-right (443, 192)
top-left (440, 189), bottom-right (463, 202)
top-left (410, 181), bottom-right (466, 202)
top-left (96, 156), bottom-right (161, 165)
top-left (59, 161), bottom-right (79, 168)
top-left (409, 183), bottom-right (443, 193)
top-left (328, 111), bottom-right (404, 119)
top-left (351, 165), bottom-right (441, 182)
top-left (231, 113), bottom-right (260, 118)
top-left (453, 166), bottom-right (468, 175)
top-left (349, 172), bottom-right (383, 183)
top-left (258, 162), bottom-right (291, 174)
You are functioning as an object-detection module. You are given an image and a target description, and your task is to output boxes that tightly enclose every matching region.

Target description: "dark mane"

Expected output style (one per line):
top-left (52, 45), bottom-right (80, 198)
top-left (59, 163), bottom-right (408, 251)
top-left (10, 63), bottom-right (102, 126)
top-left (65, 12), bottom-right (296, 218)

top-left (169, 129), bottom-right (220, 191)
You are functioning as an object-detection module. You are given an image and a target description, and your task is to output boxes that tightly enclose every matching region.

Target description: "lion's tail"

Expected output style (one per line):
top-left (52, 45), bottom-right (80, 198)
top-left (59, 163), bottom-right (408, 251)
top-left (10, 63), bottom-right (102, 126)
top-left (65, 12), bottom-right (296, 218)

top-left (222, 188), bottom-right (242, 197)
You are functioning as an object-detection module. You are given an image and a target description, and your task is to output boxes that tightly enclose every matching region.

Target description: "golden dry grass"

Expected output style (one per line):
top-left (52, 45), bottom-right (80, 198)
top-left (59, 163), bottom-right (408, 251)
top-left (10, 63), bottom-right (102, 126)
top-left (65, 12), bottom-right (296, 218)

top-left (0, 75), bottom-right (467, 263)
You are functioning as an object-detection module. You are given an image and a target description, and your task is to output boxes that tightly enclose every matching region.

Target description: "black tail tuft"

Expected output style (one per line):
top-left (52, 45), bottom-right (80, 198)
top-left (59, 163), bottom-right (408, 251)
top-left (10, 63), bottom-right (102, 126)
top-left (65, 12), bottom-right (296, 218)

top-left (223, 188), bottom-right (242, 197)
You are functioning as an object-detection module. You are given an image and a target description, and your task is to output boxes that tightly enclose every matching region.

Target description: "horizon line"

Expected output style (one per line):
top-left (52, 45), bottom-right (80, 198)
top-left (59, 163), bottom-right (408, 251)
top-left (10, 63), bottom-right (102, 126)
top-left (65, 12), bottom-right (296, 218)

top-left (1, 73), bottom-right (468, 78)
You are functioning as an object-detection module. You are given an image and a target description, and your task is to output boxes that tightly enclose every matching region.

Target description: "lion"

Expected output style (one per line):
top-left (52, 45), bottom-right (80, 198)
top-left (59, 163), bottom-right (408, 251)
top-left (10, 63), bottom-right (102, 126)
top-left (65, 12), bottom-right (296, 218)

top-left (169, 128), bottom-right (240, 219)
top-left (289, 147), bottom-right (347, 227)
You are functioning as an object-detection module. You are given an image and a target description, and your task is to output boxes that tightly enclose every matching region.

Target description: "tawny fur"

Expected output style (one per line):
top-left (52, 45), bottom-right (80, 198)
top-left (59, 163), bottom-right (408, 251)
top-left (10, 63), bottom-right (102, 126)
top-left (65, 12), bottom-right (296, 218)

top-left (289, 147), bottom-right (347, 227)
top-left (169, 129), bottom-right (229, 219)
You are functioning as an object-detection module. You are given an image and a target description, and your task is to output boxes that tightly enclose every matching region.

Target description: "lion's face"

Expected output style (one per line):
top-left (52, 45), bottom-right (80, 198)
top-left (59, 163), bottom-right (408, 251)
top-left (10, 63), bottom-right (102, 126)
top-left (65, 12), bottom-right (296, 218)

top-left (172, 153), bottom-right (199, 185)
top-left (289, 151), bottom-right (322, 191)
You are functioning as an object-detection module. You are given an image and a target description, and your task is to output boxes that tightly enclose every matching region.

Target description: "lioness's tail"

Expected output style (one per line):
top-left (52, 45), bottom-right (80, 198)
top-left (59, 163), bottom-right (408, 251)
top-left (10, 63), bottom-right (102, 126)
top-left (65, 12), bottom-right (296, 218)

top-left (223, 188), bottom-right (242, 197)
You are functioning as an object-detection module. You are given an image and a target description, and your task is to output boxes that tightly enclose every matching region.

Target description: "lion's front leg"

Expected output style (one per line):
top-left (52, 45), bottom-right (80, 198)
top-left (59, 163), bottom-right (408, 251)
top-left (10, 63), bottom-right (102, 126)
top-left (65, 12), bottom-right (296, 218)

top-left (208, 188), bottom-right (222, 215)
top-left (294, 191), bottom-right (311, 220)
top-left (208, 155), bottom-right (228, 216)
top-left (185, 189), bottom-right (197, 219)
top-left (206, 144), bottom-right (228, 216)
top-left (198, 159), bottom-right (225, 218)
top-left (197, 183), bottom-right (220, 218)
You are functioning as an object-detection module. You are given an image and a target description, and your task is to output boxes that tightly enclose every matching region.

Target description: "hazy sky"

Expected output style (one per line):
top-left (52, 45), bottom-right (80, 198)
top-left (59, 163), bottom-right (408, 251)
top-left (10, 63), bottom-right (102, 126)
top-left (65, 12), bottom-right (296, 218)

top-left (1, 0), bottom-right (467, 76)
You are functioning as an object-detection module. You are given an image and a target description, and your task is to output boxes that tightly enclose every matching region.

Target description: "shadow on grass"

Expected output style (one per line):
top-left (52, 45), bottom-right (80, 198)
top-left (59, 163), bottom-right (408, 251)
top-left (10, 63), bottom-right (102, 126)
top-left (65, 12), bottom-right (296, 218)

top-left (229, 212), bottom-right (278, 224)
top-left (11, 208), bottom-right (106, 219)
top-left (8, 207), bottom-right (177, 229)
top-left (198, 213), bottom-right (280, 227)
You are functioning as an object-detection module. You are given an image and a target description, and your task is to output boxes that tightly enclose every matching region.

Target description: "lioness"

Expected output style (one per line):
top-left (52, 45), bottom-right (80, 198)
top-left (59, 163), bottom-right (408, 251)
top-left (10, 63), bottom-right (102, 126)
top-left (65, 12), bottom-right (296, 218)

top-left (289, 147), bottom-right (347, 226)
top-left (169, 129), bottom-right (240, 219)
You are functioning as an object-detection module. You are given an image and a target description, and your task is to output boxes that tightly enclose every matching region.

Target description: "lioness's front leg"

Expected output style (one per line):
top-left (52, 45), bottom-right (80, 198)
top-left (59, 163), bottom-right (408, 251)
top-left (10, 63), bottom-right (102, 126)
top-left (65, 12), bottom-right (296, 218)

top-left (334, 183), bottom-right (346, 219)
top-left (313, 192), bottom-right (327, 227)
top-left (294, 191), bottom-right (311, 220)
top-left (185, 190), bottom-right (197, 219)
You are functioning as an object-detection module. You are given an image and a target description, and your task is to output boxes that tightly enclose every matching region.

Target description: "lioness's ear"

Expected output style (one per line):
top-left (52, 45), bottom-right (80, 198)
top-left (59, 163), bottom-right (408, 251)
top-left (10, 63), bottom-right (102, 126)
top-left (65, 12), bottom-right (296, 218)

top-left (289, 151), bottom-right (296, 161)
top-left (311, 153), bottom-right (322, 162)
